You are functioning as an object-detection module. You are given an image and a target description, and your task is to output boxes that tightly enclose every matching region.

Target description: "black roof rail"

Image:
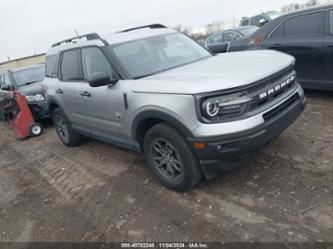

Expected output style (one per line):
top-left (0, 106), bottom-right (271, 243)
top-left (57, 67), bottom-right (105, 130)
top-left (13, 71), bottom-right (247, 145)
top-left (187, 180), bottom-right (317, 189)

top-left (118, 24), bottom-right (167, 33)
top-left (51, 33), bottom-right (109, 48)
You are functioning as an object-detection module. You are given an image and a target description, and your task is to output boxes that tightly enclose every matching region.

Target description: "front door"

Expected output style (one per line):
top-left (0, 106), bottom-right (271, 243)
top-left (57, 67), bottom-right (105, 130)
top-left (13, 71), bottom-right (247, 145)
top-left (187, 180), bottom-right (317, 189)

top-left (76, 46), bottom-right (126, 144)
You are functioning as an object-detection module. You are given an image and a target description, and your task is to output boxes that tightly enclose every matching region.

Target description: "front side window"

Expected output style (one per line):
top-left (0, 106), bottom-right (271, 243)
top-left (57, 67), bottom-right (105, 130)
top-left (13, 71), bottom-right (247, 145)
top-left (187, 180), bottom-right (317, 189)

top-left (111, 33), bottom-right (211, 78)
top-left (60, 49), bottom-right (81, 81)
top-left (285, 12), bottom-right (323, 37)
top-left (12, 67), bottom-right (45, 87)
top-left (81, 47), bottom-right (114, 81)
top-left (271, 23), bottom-right (285, 38)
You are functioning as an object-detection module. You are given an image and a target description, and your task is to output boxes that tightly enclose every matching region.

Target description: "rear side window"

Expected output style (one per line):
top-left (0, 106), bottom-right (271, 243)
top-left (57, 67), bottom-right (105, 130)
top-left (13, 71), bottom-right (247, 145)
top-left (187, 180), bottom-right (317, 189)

top-left (285, 12), bottom-right (323, 37)
top-left (46, 55), bottom-right (57, 78)
top-left (224, 32), bottom-right (242, 42)
top-left (207, 33), bottom-right (224, 45)
top-left (60, 50), bottom-right (81, 81)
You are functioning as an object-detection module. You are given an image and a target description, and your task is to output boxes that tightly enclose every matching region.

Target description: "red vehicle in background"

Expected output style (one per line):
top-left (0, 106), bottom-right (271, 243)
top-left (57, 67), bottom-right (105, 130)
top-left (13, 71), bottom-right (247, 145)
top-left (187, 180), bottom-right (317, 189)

top-left (0, 91), bottom-right (43, 139)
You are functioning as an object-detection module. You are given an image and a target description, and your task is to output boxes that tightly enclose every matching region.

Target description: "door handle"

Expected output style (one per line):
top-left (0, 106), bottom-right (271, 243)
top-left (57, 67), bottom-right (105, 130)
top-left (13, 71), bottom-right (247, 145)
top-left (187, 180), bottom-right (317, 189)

top-left (56, 89), bottom-right (63, 94)
top-left (80, 91), bottom-right (91, 97)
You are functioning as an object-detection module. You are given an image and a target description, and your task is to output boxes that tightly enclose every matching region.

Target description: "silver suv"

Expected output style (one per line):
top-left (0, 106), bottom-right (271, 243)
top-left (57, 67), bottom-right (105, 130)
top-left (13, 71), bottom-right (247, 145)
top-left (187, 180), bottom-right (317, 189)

top-left (42, 24), bottom-right (306, 191)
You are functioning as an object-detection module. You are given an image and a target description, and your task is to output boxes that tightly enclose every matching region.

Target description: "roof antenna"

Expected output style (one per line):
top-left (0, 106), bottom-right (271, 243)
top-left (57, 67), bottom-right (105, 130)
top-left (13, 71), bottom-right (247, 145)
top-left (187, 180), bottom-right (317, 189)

top-left (74, 30), bottom-right (80, 38)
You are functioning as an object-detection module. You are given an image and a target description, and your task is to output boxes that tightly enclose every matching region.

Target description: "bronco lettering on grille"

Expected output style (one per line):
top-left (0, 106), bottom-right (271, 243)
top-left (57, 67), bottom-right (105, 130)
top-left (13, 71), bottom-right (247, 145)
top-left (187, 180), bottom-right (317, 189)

top-left (259, 74), bottom-right (295, 99)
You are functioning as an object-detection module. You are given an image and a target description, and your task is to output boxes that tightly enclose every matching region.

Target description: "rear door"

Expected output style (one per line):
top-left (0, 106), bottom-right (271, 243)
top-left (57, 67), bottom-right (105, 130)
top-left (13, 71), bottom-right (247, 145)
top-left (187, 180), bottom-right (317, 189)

top-left (57, 49), bottom-right (85, 128)
top-left (323, 9), bottom-right (333, 90)
top-left (263, 11), bottom-right (324, 90)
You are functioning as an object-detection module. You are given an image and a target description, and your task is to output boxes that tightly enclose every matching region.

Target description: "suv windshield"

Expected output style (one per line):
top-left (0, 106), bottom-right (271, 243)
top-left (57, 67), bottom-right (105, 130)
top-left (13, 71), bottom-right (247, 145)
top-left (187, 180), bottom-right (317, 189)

top-left (110, 33), bottom-right (211, 78)
top-left (12, 66), bottom-right (45, 87)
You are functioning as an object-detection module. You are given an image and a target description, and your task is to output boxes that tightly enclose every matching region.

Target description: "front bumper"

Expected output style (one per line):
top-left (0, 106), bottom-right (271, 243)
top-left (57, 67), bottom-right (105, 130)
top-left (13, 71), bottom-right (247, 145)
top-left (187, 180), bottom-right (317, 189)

top-left (189, 85), bottom-right (307, 180)
top-left (28, 101), bottom-right (50, 121)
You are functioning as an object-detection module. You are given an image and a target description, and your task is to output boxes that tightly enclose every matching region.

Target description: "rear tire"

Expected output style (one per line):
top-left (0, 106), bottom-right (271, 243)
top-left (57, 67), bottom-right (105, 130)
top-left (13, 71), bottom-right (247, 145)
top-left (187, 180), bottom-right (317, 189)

top-left (144, 123), bottom-right (203, 191)
top-left (29, 123), bottom-right (43, 137)
top-left (52, 108), bottom-right (84, 147)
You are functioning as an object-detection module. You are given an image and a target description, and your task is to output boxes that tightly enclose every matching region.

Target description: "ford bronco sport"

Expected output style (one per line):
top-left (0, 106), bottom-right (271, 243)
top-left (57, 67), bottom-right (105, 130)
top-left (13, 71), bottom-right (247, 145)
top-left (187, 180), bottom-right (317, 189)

top-left (42, 24), bottom-right (306, 191)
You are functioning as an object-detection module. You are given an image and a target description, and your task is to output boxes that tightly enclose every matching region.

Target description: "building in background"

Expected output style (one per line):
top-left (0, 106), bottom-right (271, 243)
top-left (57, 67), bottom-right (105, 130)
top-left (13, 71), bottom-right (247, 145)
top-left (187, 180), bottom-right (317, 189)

top-left (0, 53), bottom-right (45, 71)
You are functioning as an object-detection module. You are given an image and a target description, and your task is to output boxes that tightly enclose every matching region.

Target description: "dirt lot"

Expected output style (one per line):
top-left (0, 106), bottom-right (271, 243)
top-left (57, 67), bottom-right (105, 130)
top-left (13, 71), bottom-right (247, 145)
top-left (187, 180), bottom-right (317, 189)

top-left (0, 91), bottom-right (332, 243)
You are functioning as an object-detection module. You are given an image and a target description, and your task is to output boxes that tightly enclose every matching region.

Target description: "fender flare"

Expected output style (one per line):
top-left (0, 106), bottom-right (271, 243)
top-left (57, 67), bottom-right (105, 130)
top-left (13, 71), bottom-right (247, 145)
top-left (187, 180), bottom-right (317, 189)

top-left (131, 110), bottom-right (194, 142)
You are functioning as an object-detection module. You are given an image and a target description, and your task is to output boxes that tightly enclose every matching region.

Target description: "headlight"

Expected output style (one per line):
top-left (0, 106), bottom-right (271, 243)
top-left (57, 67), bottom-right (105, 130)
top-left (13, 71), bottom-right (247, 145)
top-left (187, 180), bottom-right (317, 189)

top-left (26, 94), bottom-right (45, 102)
top-left (201, 92), bottom-right (251, 122)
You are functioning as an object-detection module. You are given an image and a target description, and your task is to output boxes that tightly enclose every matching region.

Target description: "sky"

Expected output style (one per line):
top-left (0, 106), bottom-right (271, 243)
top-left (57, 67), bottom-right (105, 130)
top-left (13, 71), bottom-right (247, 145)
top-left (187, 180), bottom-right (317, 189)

top-left (0, 0), bottom-right (304, 62)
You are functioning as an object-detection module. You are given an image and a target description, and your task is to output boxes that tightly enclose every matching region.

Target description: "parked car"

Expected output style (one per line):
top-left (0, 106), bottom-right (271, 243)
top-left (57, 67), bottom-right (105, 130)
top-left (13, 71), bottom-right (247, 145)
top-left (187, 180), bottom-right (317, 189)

top-left (43, 24), bottom-right (306, 191)
top-left (205, 26), bottom-right (259, 53)
top-left (240, 11), bottom-right (281, 27)
top-left (0, 65), bottom-right (50, 120)
top-left (229, 4), bottom-right (333, 91)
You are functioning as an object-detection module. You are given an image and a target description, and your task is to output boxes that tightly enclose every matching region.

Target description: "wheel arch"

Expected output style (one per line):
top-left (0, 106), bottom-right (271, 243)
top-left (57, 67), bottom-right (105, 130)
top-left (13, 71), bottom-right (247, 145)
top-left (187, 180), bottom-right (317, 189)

top-left (132, 110), bottom-right (194, 151)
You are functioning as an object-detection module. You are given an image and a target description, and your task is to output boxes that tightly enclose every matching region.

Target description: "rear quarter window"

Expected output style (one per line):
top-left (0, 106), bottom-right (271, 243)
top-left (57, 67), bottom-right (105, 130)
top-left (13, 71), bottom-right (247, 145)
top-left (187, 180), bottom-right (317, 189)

top-left (46, 55), bottom-right (58, 78)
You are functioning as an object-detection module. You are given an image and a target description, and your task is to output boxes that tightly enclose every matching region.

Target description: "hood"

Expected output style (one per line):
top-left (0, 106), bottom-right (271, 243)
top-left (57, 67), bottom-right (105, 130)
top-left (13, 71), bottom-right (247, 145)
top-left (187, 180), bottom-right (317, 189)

top-left (129, 50), bottom-right (295, 95)
top-left (17, 82), bottom-right (43, 96)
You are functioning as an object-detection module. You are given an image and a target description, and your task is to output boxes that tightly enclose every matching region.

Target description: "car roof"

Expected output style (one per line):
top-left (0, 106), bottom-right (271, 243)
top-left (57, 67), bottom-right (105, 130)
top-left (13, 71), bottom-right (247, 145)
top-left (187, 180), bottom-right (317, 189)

top-left (46, 26), bottom-right (177, 56)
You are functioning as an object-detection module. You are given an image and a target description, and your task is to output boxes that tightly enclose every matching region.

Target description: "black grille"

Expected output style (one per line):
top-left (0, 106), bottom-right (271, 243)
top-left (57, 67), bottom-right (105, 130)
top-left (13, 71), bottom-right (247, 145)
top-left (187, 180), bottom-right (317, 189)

top-left (263, 93), bottom-right (300, 121)
top-left (246, 67), bottom-right (294, 94)
top-left (247, 68), bottom-right (296, 112)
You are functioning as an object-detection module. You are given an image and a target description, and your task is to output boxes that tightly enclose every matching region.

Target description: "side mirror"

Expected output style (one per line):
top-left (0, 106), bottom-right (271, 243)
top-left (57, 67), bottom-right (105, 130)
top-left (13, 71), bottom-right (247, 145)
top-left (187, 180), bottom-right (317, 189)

top-left (0, 84), bottom-right (10, 91)
top-left (207, 43), bottom-right (229, 54)
top-left (259, 19), bottom-right (268, 26)
top-left (88, 72), bottom-right (118, 88)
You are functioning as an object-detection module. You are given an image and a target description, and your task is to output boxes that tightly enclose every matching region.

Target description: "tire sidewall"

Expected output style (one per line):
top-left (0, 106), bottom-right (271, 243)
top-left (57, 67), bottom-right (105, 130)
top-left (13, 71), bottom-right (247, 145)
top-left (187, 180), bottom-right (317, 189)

top-left (52, 108), bottom-right (77, 146)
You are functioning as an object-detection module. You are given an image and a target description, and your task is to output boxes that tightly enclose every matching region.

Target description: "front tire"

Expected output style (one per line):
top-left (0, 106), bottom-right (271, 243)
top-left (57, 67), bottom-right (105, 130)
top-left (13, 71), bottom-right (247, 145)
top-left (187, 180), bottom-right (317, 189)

top-left (144, 123), bottom-right (203, 191)
top-left (52, 108), bottom-right (84, 147)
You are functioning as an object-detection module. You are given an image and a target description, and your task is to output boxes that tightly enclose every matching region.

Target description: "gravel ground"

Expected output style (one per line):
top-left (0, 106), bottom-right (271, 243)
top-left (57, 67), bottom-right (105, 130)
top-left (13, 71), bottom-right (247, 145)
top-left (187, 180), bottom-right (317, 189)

top-left (0, 90), bottom-right (332, 242)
